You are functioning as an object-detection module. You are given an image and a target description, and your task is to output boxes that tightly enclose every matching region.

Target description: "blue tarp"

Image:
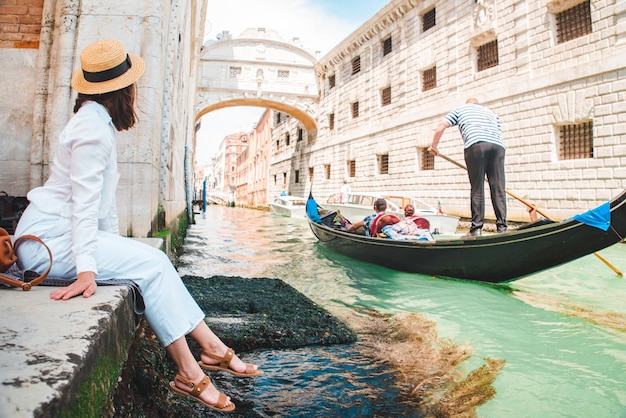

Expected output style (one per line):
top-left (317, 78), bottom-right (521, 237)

top-left (572, 201), bottom-right (610, 231)
top-left (306, 195), bottom-right (322, 224)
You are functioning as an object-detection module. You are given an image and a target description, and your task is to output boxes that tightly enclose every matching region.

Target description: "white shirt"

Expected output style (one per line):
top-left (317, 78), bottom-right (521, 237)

top-left (340, 184), bottom-right (351, 204)
top-left (26, 101), bottom-right (119, 274)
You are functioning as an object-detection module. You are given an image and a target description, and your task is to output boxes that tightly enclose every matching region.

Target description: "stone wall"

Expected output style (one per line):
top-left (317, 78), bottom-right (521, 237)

top-left (0, 0), bottom-right (207, 238)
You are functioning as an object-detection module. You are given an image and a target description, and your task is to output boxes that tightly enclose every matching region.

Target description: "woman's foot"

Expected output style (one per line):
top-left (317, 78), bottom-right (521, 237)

top-left (199, 347), bottom-right (263, 377)
top-left (169, 372), bottom-right (235, 412)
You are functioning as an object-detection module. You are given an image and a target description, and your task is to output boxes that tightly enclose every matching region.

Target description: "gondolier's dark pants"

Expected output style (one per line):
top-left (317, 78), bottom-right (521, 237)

top-left (464, 142), bottom-right (507, 232)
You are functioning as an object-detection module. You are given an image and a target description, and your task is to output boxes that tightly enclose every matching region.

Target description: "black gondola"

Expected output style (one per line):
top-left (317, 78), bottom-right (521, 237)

top-left (305, 190), bottom-right (626, 283)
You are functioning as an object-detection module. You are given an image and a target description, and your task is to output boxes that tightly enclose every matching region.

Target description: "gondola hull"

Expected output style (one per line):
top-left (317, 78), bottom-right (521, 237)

top-left (307, 190), bottom-right (626, 283)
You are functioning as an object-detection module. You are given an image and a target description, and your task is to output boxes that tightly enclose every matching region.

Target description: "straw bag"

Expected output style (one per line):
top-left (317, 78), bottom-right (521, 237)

top-left (0, 227), bottom-right (53, 291)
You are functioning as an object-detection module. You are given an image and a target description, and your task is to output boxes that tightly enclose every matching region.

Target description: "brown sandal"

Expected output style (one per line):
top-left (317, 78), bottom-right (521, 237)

top-left (199, 347), bottom-right (263, 377)
top-left (169, 373), bottom-right (235, 412)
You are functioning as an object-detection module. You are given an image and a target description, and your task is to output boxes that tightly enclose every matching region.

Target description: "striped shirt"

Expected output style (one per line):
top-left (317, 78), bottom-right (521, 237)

top-left (443, 103), bottom-right (504, 150)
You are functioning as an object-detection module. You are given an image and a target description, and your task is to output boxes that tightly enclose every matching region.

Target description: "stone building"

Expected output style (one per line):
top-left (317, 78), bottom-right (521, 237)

top-left (0, 0), bottom-right (207, 237)
top-left (271, 0), bottom-right (626, 222)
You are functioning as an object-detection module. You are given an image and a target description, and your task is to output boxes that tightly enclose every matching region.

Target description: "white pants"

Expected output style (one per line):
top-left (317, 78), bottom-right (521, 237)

top-left (14, 204), bottom-right (205, 347)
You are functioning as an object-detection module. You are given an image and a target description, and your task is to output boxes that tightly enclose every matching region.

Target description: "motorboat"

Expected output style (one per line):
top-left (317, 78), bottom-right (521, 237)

top-left (268, 195), bottom-right (307, 218)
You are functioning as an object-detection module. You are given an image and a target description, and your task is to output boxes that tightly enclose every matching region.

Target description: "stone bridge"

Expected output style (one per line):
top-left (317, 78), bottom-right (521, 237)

top-left (196, 27), bottom-right (320, 137)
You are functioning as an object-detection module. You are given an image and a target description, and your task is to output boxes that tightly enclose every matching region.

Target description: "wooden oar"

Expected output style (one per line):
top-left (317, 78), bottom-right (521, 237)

top-left (430, 148), bottom-right (623, 276)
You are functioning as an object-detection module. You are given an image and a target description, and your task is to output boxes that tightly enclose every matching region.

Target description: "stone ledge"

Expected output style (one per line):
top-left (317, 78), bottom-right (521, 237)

top-left (0, 237), bottom-right (163, 418)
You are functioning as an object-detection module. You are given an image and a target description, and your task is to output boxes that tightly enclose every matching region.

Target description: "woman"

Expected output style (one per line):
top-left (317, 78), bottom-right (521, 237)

top-left (14, 39), bottom-right (261, 413)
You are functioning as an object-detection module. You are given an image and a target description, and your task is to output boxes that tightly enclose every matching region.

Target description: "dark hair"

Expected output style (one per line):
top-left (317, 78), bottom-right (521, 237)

top-left (73, 83), bottom-right (138, 131)
top-left (374, 198), bottom-right (387, 211)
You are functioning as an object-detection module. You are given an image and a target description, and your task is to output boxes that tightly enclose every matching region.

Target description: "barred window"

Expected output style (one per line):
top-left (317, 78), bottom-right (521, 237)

top-left (477, 40), bottom-right (499, 71)
top-left (229, 66), bottom-right (241, 77)
top-left (285, 133), bottom-right (290, 146)
top-left (329, 113), bottom-right (335, 130)
top-left (295, 170), bottom-right (300, 184)
top-left (275, 112), bottom-right (282, 125)
top-left (423, 66), bottom-right (437, 91)
top-left (297, 128), bottom-right (303, 141)
top-left (381, 86), bottom-right (391, 106)
top-left (556, 0), bottom-right (591, 44)
top-left (324, 164), bottom-right (331, 180)
top-left (421, 148), bottom-right (435, 171)
top-left (348, 160), bottom-right (356, 178)
top-left (352, 56), bottom-right (361, 75)
top-left (377, 154), bottom-right (389, 175)
top-left (308, 167), bottom-right (314, 181)
top-left (329, 74), bottom-right (336, 89)
top-left (559, 121), bottom-right (593, 160)
top-left (276, 140), bottom-right (279, 149)
top-left (382, 36), bottom-right (392, 56)
top-left (423, 8), bottom-right (436, 32)
top-left (351, 101), bottom-right (359, 118)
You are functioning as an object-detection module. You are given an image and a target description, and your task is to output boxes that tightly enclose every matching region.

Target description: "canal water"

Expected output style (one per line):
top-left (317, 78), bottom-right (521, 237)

top-left (178, 205), bottom-right (626, 417)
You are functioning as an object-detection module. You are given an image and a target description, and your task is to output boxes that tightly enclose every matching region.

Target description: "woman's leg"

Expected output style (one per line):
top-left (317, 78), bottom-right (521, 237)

top-left (166, 335), bottom-right (233, 408)
top-left (190, 321), bottom-right (260, 374)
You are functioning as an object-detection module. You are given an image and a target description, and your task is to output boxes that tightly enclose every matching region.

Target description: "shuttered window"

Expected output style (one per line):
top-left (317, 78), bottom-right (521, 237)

top-left (477, 40), bottom-right (498, 71)
top-left (351, 101), bottom-right (359, 118)
top-left (559, 121), bottom-right (593, 160)
top-left (381, 86), bottom-right (391, 106)
top-left (423, 66), bottom-right (437, 91)
top-left (382, 36), bottom-right (392, 56)
top-left (378, 154), bottom-right (389, 175)
top-left (352, 56), bottom-right (361, 75)
top-left (423, 8), bottom-right (436, 32)
top-left (556, 0), bottom-right (591, 44)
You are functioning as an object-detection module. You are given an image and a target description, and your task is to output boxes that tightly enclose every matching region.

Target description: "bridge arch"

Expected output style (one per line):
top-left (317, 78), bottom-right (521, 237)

top-left (196, 28), bottom-right (319, 137)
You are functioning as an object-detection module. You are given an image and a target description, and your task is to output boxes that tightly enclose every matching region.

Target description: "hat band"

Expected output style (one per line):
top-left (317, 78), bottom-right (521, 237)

top-left (82, 54), bottom-right (132, 83)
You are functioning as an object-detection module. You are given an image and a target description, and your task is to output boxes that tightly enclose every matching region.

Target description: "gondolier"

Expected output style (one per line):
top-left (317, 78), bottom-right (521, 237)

top-left (429, 98), bottom-right (507, 237)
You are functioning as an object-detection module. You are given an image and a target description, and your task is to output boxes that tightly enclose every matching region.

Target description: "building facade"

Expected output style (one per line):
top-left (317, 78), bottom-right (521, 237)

top-left (266, 0), bottom-right (626, 222)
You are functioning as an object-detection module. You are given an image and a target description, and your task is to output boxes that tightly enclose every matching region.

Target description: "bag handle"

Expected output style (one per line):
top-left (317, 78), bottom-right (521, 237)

top-left (0, 235), bottom-right (53, 291)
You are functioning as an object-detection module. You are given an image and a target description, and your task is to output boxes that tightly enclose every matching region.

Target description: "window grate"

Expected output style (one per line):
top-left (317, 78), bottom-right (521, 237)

top-left (421, 149), bottom-right (434, 170)
top-left (277, 70), bottom-right (289, 78)
top-left (308, 167), bottom-right (314, 181)
top-left (382, 36), bottom-right (392, 56)
top-left (295, 170), bottom-right (300, 184)
top-left (423, 66), bottom-right (437, 91)
top-left (559, 121), bottom-right (593, 160)
top-left (297, 128), bottom-right (303, 141)
top-left (423, 8), bottom-right (436, 32)
top-left (351, 101), bottom-right (359, 118)
top-left (324, 164), bottom-right (331, 180)
top-left (381, 86), bottom-right (391, 106)
top-left (477, 39), bottom-right (499, 71)
top-left (352, 56), bottom-right (361, 75)
top-left (329, 113), bottom-right (335, 130)
top-left (285, 133), bottom-right (290, 146)
top-left (378, 154), bottom-right (389, 175)
top-left (348, 160), bottom-right (356, 177)
top-left (556, 0), bottom-right (591, 44)
top-left (329, 74), bottom-right (336, 89)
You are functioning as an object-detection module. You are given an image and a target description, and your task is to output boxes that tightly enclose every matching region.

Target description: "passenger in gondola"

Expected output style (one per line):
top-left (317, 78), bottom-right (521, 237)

top-left (382, 204), bottom-right (434, 241)
top-left (346, 198), bottom-right (400, 236)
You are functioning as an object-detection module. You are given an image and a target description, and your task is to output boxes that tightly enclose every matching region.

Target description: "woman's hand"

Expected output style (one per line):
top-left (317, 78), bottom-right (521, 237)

top-left (50, 271), bottom-right (97, 300)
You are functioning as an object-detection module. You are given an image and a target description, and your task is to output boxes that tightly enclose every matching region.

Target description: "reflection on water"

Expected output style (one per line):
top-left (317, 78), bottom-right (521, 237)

top-left (178, 206), bottom-right (626, 417)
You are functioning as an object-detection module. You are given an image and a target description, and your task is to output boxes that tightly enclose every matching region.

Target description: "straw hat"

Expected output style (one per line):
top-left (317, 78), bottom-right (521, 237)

top-left (71, 39), bottom-right (145, 95)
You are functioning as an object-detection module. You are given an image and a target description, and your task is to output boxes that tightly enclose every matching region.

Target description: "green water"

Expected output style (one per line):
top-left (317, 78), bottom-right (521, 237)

top-left (179, 205), bottom-right (626, 417)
